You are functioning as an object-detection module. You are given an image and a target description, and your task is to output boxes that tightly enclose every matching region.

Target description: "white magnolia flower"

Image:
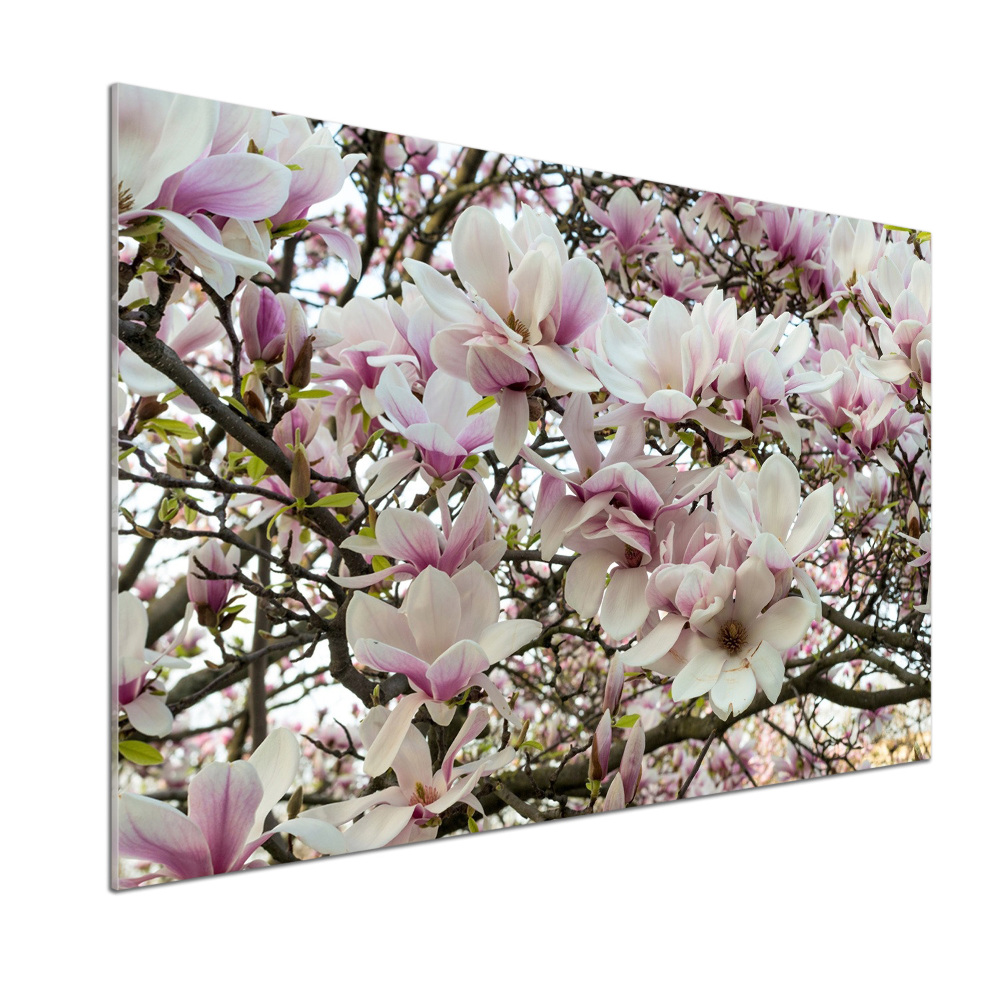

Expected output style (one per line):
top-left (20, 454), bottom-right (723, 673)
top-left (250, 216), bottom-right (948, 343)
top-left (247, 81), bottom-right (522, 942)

top-left (670, 557), bottom-right (815, 719)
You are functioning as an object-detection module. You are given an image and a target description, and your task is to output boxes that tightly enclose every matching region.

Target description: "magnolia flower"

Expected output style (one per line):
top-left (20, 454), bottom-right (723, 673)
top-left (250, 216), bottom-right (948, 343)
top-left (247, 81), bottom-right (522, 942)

top-left (346, 565), bottom-right (542, 775)
top-left (117, 729), bottom-right (347, 887)
top-left (830, 216), bottom-right (884, 284)
top-left (669, 558), bottom-right (814, 719)
top-left (300, 705), bottom-right (516, 848)
top-left (582, 187), bottom-right (662, 268)
top-left (187, 539), bottom-right (240, 624)
top-left (404, 205), bottom-right (605, 463)
top-left (118, 301), bottom-right (225, 397)
top-left (365, 364), bottom-right (498, 500)
top-left (116, 84), bottom-right (292, 295)
top-left (238, 281), bottom-right (286, 363)
top-left (332, 482), bottom-right (504, 588)
top-left (117, 592), bottom-right (189, 738)
top-left (715, 453), bottom-right (834, 615)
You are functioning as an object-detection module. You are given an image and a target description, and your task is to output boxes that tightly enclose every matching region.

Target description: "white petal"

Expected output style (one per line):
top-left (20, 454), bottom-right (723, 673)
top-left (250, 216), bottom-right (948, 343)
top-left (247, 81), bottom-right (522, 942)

top-left (248, 727), bottom-right (300, 834)
top-left (671, 646), bottom-right (727, 700)
top-left (757, 453), bottom-right (800, 541)
top-left (564, 549), bottom-right (613, 618)
top-left (601, 567), bottom-right (651, 640)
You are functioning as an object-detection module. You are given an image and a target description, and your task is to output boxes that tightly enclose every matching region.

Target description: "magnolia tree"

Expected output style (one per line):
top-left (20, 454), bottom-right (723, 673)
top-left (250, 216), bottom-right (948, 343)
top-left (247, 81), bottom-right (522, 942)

top-left (114, 84), bottom-right (931, 886)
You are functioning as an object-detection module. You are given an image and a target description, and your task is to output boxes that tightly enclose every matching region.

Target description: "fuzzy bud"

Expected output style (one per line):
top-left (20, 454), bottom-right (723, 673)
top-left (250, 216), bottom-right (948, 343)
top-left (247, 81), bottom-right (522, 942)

top-left (290, 441), bottom-right (311, 501)
top-left (136, 396), bottom-right (168, 422)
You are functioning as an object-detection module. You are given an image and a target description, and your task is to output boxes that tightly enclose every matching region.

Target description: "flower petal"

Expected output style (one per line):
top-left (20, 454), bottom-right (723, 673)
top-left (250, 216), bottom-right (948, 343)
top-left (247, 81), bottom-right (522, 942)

top-left (671, 646), bottom-right (727, 700)
top-left (118, 793), bottom-right (212, 881)
top-left (749, 597), bottom-right (814, 652)
top-left (186, 761), bottom-right (263, 874)
top-left (601, 566), bottom-right (650, 640)
top-left (709, 661), bottom-right (757, 720)
top-left (757, 453), bottom-right (800, 542)
top-left (247, 727), bottom-right (300, 836)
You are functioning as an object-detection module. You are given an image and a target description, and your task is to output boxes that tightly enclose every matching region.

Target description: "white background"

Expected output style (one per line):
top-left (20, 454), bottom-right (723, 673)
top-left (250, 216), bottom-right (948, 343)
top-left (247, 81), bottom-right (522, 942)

top-left (4, 2), bottom-right (990, 995)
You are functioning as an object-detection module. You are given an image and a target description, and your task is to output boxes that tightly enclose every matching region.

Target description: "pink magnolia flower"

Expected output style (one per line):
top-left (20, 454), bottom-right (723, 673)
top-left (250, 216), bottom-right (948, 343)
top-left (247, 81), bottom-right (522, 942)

top-left (117, 592), bottom-right (189, 738)
top-left (300, 704), bottom-right (516, 848)
top-left (187, 539), bottom-right (240, 622)
top-left (118, 301), bottom-right (225, 397)
top-left (117, 84), bottom-right (292, 295)
top-left (364, 364), bottom-right (498, 500)
top-left (332, 482), bottom-right (504, 588)
top-left (404, 205), bottom-right (605, 463)
top-left (238, 281), bottom-right (286, 363)
top-left (117, 729), bottom-right (346, 886)
top-left (714, 453), bottom-right (834, 615)
top-left (668, 557), bottom-right (815, 720)
top-left (346, 565), bottom-right (542, 775)
top-left (582, 187), bottom-right (662, 275)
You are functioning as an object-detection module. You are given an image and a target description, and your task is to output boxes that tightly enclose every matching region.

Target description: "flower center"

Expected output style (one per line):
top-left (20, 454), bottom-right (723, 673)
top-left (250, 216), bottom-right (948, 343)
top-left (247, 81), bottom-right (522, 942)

top-left (118, 182), bottom-right (134, 214)
top-left (716, 619), bottom-right (749, 655)
top-left (408, 781), bottom-right (439, 807)
top-left (505, 311), bottom-right (531, 341)
top-left (623, 544), bottom-right (643, 569)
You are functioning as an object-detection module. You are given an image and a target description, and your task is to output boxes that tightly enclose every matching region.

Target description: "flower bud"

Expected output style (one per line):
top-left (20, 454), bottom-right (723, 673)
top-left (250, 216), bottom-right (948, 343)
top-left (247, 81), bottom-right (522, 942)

top-left (239, 282), bottom-right (286, 363)
top-left (135, 396), bottom-right (168, 422)
top-left (601, 773), bottom-right (626, 813)
top-left (187, 539), bottom-right (239, 617)
top-left (589, 710), bottom-right (612, 782)
top-left (602, 653), bottom-right (624, 716)
top-left (290, 441), bottom-right (311, 501)
top-left (619, 721), bottom-right (645, 804)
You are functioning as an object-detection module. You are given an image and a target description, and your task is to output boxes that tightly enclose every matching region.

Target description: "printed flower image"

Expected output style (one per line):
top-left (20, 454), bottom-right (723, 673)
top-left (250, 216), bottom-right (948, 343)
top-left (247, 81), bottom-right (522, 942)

top-left (114, 83), bottom-right (930, 889)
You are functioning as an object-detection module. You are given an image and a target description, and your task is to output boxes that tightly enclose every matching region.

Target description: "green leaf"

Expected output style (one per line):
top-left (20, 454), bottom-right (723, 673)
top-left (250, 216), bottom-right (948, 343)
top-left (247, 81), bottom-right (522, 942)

top-left (246, 455), bottom-right (267, 481)
top-left (308, 492), bottom-right (359, 508)
top-left (158, 496), bottom-right (179, 521)
top-left (461, 455), bottom-right (480, 470)
top-left (615, 713), bottom-right (640, 728)
top-left (162, 387), bottom-right (184, 403)
top-left (468, 817), bottom-right (479, 833)
top-left (224, 396), bottom-right (248, 416)
top-left (118, 740), bottom-right (164, 766)
top-left (287, 388), bottom-right (333, 400)
top-left (117, 447), bottom-right (136, 461)
top-left (467, 395), bottom-right (496, 416)
top-left (519, 740), bottom-right (544, 752)
top-left (266, 503), bottom-right (296, 538)
top-left (143, 418), bottom-right (198, 440)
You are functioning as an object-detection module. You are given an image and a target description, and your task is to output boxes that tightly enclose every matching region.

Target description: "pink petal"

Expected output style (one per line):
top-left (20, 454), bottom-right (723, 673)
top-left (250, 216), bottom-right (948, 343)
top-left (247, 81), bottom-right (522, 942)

top-left (565, 549), bottom-right (614, 618)
top-left (404, 567), bottom-right (461, 663)
top-left (749, 597), bottom-right (814, 652)
top-left (118, 793), bottom-right (212, 880)
top-left (363, 692), bottom-right (428, 777)
top-left (785, 483), bottom-right (834, 560)
top-left (709, 661), bottom-right (757, 719)
top-left (375, 508), bottom-right (442, 569)
top-left (186, 761), bottom-right (263, 873)
top-left (169, 153), bottom-right (291, 218)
